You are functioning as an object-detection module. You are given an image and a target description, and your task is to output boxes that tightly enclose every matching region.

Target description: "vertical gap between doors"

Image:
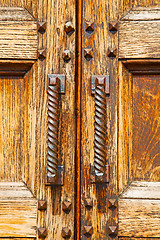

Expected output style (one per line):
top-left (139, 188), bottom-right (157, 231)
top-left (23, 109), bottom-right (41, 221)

top-left (75, 0), bottom-right (82, 239)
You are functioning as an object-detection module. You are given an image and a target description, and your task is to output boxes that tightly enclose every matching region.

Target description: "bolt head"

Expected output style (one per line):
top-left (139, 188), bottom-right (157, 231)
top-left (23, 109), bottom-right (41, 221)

top-left (84, 48), bottom-right (93, 61)
top-left (109, 22), bottom-right (118, 33)
top-left (107, 48), bottom-right (117, 59)
top-left (63, 50), bottom-right (71, 62)
top-left (85, 21), bottom-right (94, 33)
top-left (84, 198), bottom-right (93, 209)
top-left (62, 227), bottom-right (71, 238)
top-left (38, 49), bottom-right (46, 60)
top-left (38, 228), bottom-right (47, 238)
top-left (38, 200), bottom-right (47, 211)
top-left (62, 201), bottom-right (72, 213)
top-left (64, 22), bottom-right (75, 35)
top-left (84, 226), bottom-right (93, 237)
top-left (38, 22), bottom-right (46, 33)
top-left (108, 198), bottom-right (117, 209)
top-left (108, 225), bottom-right (118, 236)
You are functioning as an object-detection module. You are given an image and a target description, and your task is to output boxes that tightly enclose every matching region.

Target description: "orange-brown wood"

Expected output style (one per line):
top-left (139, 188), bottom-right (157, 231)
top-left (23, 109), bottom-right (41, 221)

top-left (132, 75), bottom-right (160, 181)
top-left (0, 0), bottom-right (160, 239)
top-left (75, 0), bottom-right (82, 239)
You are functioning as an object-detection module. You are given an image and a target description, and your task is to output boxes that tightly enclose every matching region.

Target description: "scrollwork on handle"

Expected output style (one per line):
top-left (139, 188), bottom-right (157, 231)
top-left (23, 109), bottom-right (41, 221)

top-left (45, 74), bottom-right (65, 186)
top-left (90, 75), bottom-right (110, 183)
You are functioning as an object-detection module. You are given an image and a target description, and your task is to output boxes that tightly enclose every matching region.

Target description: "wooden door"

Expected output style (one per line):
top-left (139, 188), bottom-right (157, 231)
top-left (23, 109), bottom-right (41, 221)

top-left (0, 0), bottom-right (159, 240)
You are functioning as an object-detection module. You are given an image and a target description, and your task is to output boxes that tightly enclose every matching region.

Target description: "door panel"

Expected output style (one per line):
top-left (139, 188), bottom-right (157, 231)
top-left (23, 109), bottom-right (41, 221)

top-left (119, 182), bottom-right (160, 237)
top-left (0, 182), bottom-right (37, 238)
top-left (81, 0), bottom-right (118, 239)
top-left (132, 75), bottom-right (160, 181)
top-left (0, 0), bottom-right (76, 239)
top-left (118, 3), bottom-right (160, 239)
top-left (0, 0), bottom-right (160, 239)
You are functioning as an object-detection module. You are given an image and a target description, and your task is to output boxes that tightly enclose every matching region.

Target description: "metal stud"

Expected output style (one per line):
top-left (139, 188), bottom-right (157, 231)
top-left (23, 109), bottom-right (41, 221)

top-left (108, 198), bottom-right (117, 210)
top-left (38, 200), bottom-right (47, 211)
top-left (62, 201), bottom-right (72, 213)
top-left (38, 228), bottom-right (47, 239)
top-left (64, 22), bottom-right (75, 35)
top-left (38, 22), bottom-right (46, 33)
top-left (61, 227), bottom-right (72, 238)
top-left (108, 225), bottom-right (118, 236)
top-left (38, 49), bottom-right (46, 60)
top-left (109, 22), bottom-right (118, 34)
top-left (85, 21), bottom-right (94, 34)
top-left (84, 48), bottom-right (93, 61)
top-left (84, 198), bottom-right (93, 209)
top-left (107, 48), bottom-right (117, 59)
top-left (62, 50), bottom-right (71, 62)
top-left (84, 226), bottom-right (93, 237)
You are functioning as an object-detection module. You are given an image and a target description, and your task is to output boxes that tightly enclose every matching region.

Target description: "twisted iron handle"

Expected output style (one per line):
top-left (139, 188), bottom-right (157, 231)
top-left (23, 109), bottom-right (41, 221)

top-left (47, 77), bottom-right (60, 183)
top-left (94, 78), bottom-right (106, 178)
top-left (46, 75), bottom-right (65, 186)
top-left (90, 75), bottom-right (110, 183)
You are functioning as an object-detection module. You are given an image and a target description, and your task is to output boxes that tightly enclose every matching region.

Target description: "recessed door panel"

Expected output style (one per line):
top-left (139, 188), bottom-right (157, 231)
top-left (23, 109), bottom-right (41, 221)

top-left (132, 75), bottom-right (160, 181)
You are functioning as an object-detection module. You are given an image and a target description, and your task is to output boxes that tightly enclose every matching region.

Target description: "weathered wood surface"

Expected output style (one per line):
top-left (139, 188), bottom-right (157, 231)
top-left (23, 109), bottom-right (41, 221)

top-left (119, 238), bottom-right (160, 240)
top-left (118, 62), bottom-right (160, 192)
top-left (119, 199), bottom-right (160, 237)
top-left (0, 182), bottom-right (37, 238)
top-left (0, 239), bottom-right (35, 240)
top-left (119, 1), bottom-right (160, 19)
top-left (119, 20), bottom-right (160, 58)
top-left (119, 182), bottom-right (160, 237)
top-left (0, 7), bottom-right (35, 20)
top-left (120, 181), bottom-right (160, 199)
top-left (132, 75), bottom-right (160, 181)
top-left (0, 60), bottom-right (34, 76)
top-left (0, 77), bottom-right (26, 181)
top-left (121, 7), bottom-right (160, 20)
top-left (0, 0), bottom-right (76, 239)
top-left (0, 0), bottom-right (160, 239)
top-left (118, 62), bottom-right (132, 193)
top-left (0, 8), bottom-right (37, 60)
top-left (81, 0), bottom-right (118, 238)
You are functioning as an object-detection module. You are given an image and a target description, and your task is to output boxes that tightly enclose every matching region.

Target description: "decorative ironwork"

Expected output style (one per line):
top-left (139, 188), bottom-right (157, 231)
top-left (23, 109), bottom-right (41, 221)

top-left (45, 74), bottom-right (65, 186)
top-left (90, 75), bottom-right (110, 183)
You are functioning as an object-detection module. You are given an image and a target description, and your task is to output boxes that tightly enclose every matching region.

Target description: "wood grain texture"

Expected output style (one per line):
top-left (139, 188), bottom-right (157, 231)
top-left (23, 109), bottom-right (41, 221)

top-left (0, 8), bottom-right (37, 60)
top-left (0, 237), bottom-right (35, 240)
top-left (119, 20), bottom-right (160, 59)
top-left (1, 0), bottom-right (160, 239)
top-left (132, 75), bottom-right (160, 181)
top-left (119, 182), bottom-right (160, 237)
top-left (37, 0), bottom-right (76, 239)
top-left (121, 7), bottom-right (160, 21)
top-left (0, 77), bottom-right (26, 181)
top-left (120, 181), bottom-right (160, 199)
top-left (119, 238), bottom-right (160, 240)
top-left (81, 0), bottom-right (118, 239)
top-left (118, 63), bottom-right (160, 192)
top-left (0, 7), bottom-right (35, 21)
top-left (119, 0), bottom-right (160, 19)
top-left (0, 182), bottom-right (37, 238)
top-left (119, 199), bottom-right (160, 237)
top-left (118, 62), bottom-right (132, 193)
top-left (0, 0), bottom-right (75, 239)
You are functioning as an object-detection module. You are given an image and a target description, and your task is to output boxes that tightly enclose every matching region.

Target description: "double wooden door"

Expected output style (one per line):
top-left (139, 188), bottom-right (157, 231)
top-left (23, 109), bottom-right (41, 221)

top-left (0, 0), bottom-right (160, 239)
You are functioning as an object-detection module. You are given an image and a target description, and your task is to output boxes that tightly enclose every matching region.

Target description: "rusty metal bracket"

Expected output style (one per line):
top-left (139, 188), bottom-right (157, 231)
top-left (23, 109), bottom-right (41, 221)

top-left (47, 74), bottom-right (65, 93)
top-left (90, 164), bottom-right (110, 183)
top-left (91, 75), bottom-right (109, 95)
top-left (45, 166), bottom-right (63, 186)
top-left (90, 75), bottom-right (110, 184)
top-left (45, 74), bottom-right (65, 186)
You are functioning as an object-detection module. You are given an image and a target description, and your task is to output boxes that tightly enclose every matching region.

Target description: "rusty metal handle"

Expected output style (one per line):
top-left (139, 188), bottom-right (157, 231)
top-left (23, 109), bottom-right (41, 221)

top-left (90, 75), bottom-right (110, 183)
top-left (45, 74), bottom-right (65, 186)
